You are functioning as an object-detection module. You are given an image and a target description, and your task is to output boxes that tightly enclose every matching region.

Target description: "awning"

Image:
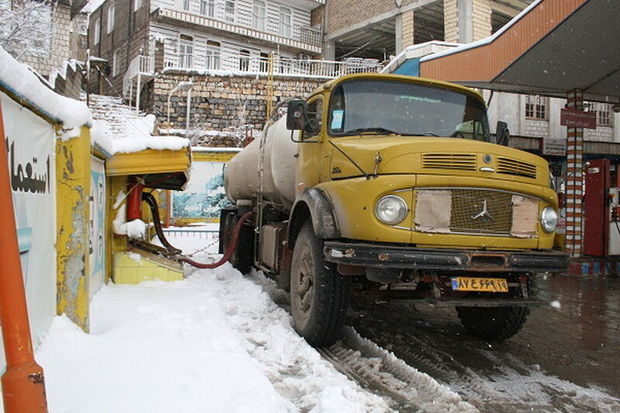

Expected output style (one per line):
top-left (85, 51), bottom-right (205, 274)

top-left (419, 0), bottom-right (620, 103)
top-left (106, 148), bottom-right (191, 190)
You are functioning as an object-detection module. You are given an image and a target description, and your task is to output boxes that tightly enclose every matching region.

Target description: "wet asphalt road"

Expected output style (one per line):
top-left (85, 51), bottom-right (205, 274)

top-left (346, 273), bottom-right (620, 412)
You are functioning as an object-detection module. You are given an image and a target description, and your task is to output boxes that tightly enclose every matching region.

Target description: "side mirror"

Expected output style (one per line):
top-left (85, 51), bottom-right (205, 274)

top-left (496, 121), bottom-right (510, 146)
top-left (286, 100), bottom-right (308, 130)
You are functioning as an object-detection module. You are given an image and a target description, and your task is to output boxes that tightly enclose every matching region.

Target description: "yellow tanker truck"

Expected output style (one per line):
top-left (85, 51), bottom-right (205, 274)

top-left (220, 73), bottom-right (568, 347)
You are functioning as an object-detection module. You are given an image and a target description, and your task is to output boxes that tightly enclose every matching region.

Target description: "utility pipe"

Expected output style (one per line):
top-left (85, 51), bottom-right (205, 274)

top-left (166, 81), bottom-right (193, 135)
top-left (0, 103), bottom-right (48, 411)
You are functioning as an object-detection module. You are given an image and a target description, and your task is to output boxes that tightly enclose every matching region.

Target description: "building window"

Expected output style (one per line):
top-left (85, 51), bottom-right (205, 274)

top-left (94, 17), bottom-right (101, 44)
top-left (586, 102), bottom-right (613, 127)
top-left (280, 7), bottom-right (291, 37)
top-left (183, 0), bottom-right (190, 11)
top-left (253, 0), bottom-right (266, 31)
top-left (205, 40), bottom-right (221, 69)
top-left (179, 35), bottom-right (194, 69)
top-left (107, 4), bottom-right (115, 34)
top-left (225, 0), bottom-right (235, 22)
top-left (525, 95), bottom-right (547, 120)
top-left (134, 0), bottom-right (142, 11)
top-left (259, 52), bottom-right (269, 72)
top-left (200, 0), bottom-right (215, 17)
top-left (239, 49), bottom-right (250, 71)
top-left (112, 49), bottom-right (121, 76)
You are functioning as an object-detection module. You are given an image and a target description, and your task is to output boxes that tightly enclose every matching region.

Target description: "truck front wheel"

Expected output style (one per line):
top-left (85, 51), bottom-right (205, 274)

top-left (456, 306), bottom-right (529, 342)
top-left (290, 222), bottom-right (349, 347)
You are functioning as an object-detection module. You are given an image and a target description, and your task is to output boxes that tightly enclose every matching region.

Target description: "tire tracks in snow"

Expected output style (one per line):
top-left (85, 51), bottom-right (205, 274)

top-left (318, 327), bottom-right (477, 413)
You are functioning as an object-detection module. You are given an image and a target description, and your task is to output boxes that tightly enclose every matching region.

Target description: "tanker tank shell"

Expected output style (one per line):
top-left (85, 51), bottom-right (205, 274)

top-left (225, 116), bottom-right (298, 209)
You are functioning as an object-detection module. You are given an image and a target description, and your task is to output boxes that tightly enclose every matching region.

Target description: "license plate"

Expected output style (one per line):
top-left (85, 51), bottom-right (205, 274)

top-left (451, 277), bottom-right (508, 293)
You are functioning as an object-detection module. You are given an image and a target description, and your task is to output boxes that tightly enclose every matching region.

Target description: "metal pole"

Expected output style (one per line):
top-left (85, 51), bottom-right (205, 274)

top-left (186, 88), bottom-right (191, 138)
top-left (136, 73), bottom-right (142, 114)
top-left (0, 102), bottom-right (48, 412)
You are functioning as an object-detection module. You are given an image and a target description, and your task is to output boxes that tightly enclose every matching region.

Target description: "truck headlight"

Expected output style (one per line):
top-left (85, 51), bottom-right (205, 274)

top-left (375, 195), bottom-right (408, 225)
top-left (540, 207), bottom-right (558, 233)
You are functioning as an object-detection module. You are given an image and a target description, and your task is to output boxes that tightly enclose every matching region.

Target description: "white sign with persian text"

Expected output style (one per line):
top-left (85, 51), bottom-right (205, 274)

top-left (1, 92), bottom-right (56, 353)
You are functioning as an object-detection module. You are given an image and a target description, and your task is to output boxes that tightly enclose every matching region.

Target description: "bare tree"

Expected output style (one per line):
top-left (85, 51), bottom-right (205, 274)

top-left (0, 0), bottom-right (54, 59)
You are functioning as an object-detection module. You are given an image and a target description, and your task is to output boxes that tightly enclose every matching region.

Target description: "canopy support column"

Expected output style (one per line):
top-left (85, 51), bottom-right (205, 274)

top-left (565, 89), bottom-right (585, 257)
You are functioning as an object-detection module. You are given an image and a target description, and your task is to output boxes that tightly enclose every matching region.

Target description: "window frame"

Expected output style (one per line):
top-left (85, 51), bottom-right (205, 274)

top-left (525, 95), bottom-right (548, 121)
top-left (253, 0), bottom-right (266, 31)
top-left (205, 40), bottom-right (221, 70)
top-left (239, 49), bottom-right (251, 71)
top-left (200, 0), bottom-right (215, 17)
top-left (112, 49), bottom-right (120, 76)
top-left (183, 0), bottom-right (190, 11)
top-left (585, 102), bottom-right (614, 127)
top-left (304, 97), bottom-right (324, 139)
top-left (279, 6), bottom-right (292, 37)
top-left (94, 17), bottom-right (101, 44)
top-left (179, 35), bottom-right (194, 69)
top-left (225, 0), bottom-right (235, 22)
top-left (106, 4), bottom-right (115, 34)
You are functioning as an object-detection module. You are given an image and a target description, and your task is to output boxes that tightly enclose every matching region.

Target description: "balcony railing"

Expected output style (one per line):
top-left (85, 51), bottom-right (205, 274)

top-left (162, 53), bottom-right (382, 78)
top-left (157, 8), bottom-right (322, 53)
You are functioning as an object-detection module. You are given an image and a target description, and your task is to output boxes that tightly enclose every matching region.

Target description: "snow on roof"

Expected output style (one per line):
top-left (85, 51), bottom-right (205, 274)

top-left (87, 94), bottom-right (189, 156)
top-left (0, 46), bottom-right (92, 129)
top-left (82, 0), bottom-right (106, 14)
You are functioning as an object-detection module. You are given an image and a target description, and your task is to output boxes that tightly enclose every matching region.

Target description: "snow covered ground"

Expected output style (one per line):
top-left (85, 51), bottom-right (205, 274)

top-left (37, 232), bottom-right (465, 412)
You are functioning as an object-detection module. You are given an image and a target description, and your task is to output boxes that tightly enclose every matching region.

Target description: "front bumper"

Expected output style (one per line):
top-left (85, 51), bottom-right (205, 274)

top-left (323, 241), bottom-right (569, 273)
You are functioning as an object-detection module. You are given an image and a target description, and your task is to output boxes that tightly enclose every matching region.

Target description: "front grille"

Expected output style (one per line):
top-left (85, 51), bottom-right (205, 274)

top-left (449, 189), bottom-right (513, 234)
top-left (422, 153), bottom-right (476, 171)
top-left (414, 188), bottom-right (538, 237)
top-left (497, 157), bottom-right (537, 179)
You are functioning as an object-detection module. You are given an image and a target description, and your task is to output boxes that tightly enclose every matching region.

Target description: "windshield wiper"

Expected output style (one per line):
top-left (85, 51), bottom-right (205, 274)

top-left (345, 127), bottom-right (399, 136)
top-left (409, 132), bottom-right (439, 136)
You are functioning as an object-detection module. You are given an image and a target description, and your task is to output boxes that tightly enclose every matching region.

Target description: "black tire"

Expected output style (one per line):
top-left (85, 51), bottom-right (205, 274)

top-left (290, 222), bottom-right (349, 347)
top-left (456, 306), bottom-right (529, 342)
top-left (223, 213), bottom-right (254, 274)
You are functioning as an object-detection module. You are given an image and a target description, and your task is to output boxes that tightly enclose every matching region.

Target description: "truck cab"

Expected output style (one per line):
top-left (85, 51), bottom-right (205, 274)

top-left (221, 73), bottom-right (568, 347)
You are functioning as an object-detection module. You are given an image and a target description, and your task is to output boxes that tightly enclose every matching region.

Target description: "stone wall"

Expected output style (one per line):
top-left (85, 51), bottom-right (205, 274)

top-left (151, 72), bottom-right (325, 132)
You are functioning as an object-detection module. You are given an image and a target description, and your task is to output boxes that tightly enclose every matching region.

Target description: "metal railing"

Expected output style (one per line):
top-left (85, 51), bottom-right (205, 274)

top-left (162, 228), bottom-right (219, 240)
top-left (159, 7), bottom-right (322, 50)
top-left (122, 55), bottom-right (155, 98)
top-left (163, 54), bottom-right (382, 78)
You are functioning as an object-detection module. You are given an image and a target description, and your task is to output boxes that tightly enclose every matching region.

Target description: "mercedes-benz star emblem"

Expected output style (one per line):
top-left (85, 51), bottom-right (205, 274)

top-left (471, 199), bottom-right (494, 222)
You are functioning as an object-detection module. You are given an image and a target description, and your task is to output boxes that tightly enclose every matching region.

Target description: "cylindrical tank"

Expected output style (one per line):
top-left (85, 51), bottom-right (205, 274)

top-left (225, 116), bottom-right (299, 209)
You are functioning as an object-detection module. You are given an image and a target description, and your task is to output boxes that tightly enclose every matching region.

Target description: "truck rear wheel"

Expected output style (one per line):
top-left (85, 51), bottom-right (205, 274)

top-left (456, 306), bottom-right (529, 342)
top-left (290, 222), bottom-right (349, 347)
top-left (222, 213), bottom-right (254, 274)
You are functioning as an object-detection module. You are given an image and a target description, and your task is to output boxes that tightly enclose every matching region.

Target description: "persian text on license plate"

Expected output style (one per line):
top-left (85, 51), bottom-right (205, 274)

top-left (451, 277), bottom-right (508, 293)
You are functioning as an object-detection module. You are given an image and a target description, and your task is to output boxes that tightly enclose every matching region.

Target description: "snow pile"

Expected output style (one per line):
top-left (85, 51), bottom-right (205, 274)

top-left (82, 0), bottom-right (106, 14)
top-left (0, 46), bottom-right (92, 128)
top-left (36, 265), bottom-right (390, 412)
top-left (87, 94), bottom-right (190, 155)
top-left (122, 219), bottom-right (147, 240)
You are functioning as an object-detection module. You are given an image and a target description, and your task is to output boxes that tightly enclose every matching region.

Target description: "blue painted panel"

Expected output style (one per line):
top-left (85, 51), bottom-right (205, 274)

top-left (393, 58), bottom-right (420, 77)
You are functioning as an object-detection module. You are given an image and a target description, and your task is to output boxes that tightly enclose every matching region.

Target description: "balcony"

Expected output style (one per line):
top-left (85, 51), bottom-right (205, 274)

top-left (155, 8), bottom-right (322, 54)
top-left (161, 53), bottom-right (382, 79)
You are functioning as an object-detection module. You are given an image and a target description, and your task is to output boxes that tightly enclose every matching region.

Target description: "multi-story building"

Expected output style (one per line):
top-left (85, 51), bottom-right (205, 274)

top-left (87, 0), bottom-right (384, 133)
top-left (88, 0), bottom-right (327, 93)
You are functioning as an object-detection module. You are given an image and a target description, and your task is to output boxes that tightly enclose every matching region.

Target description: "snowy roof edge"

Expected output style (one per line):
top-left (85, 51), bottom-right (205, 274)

top-left (419, 0), bottom-right (543, 63)
top-left (0, 80), bottom-right (62, 126)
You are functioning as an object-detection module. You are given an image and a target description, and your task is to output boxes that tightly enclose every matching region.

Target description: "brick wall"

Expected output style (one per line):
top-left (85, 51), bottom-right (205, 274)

top-left (443, 0), bottom-right (458, 42)
top-left (401, 10), bottom-right (415, 50)
top-left (585, 127), bottom-right (614, 142)
top-left (151, 72), bottom-right (325, 132)
top-left (20, 3), bottom-right (72, 77)
top-left (472, 0), bottom-right (492, 41)
top-left (88, 0), bottom-right (152, 95)
top-left (326, 0), bottom-right (394, 34)
top-left (523, 120), bottom-right (550, 138)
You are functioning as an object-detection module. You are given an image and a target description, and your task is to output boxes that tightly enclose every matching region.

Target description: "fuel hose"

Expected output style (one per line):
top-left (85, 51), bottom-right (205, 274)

top-left (142, 191), bottom-right (254, 269)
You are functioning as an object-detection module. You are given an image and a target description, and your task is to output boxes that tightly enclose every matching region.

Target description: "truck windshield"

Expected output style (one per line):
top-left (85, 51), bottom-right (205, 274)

top-left (328, 79), bottom-right (490, 141)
